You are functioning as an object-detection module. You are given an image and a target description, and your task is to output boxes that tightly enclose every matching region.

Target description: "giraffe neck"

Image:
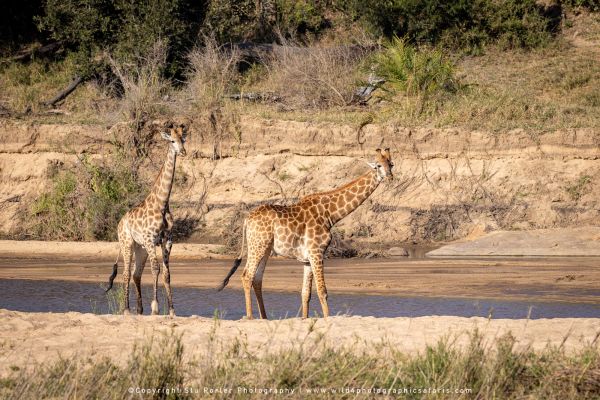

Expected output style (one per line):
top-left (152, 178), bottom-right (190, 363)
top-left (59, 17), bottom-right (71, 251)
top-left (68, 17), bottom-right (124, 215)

top-left (323, 169), bottom-right (381, 225)
top-left (148, 147), bottom-right (177, 213)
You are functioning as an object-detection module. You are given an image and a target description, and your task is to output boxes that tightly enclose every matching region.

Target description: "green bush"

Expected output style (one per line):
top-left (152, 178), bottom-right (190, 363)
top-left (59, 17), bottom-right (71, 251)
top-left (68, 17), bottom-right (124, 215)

top-left (201, 0), bottom-right (330, 43)
top-left (338, 0), bottom-right (557, 51)
top-left (373, 37), bottom-right (457, 114)
top-left (31, 171), bottom-right (83, 240)
top-left (563, 0), bottom-right (600, 11)
top-left (82, 156), bottom-right (143, 241)
top-left (29, 154), bottom-right (143, 241)
top-left (374, 37), bottom-right (456, 97)
top-left (37, 0), bottom-right (204, 78)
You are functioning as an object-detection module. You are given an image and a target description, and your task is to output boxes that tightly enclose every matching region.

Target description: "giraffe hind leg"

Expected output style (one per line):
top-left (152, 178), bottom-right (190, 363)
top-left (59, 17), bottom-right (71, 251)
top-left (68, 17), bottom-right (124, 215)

top-left (309, 253), bottom-right (329, 318)
top-left (133, 243), bottom-right (148, 315)
top-left (241, 241), bottom-right (270, 320)
top-left (252, 246), bottom-right (271, 320)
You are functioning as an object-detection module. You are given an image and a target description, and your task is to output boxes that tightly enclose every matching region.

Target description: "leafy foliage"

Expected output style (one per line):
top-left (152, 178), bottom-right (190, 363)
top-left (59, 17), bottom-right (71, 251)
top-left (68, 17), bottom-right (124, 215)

top-left (338, 0), bottom-right (558, 52)
top-left (374, 37), bottom-right (456, 97)
top-left (29, 154), bottom-right (143, 241)
top-left (36, 0), bottom-right (204, 78)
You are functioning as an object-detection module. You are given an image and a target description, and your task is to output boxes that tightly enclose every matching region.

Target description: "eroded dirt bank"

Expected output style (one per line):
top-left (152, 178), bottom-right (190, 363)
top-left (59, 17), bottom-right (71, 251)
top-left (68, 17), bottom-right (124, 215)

top-left (1, 309), bottom-right (598, 374)
top-left (1, 118), bottom-right (599, 248)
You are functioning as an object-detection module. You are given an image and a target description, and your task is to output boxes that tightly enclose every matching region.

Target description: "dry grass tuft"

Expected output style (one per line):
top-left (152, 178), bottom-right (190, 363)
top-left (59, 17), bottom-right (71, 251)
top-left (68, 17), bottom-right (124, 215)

top-left (260, 41), bottom-right (368, 108)
top-left (109, 40), bottom-right (170, 131)
top-left (184, 37), bottom-right (240, 110)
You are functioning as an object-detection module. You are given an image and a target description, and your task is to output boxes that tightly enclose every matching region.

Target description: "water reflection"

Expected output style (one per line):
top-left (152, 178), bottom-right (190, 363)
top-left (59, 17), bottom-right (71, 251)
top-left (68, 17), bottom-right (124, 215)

top-left (1, 279), bottom-right (598, 319)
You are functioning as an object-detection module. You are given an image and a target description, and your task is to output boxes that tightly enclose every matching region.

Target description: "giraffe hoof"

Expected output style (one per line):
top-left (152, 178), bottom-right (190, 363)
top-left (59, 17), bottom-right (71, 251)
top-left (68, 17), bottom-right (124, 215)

top-left (123, 309), bottom-right (131, 316)
top-left (169, 309), bottom-right (176, 317)
top-left (151, 300), bottom-right (159, 315)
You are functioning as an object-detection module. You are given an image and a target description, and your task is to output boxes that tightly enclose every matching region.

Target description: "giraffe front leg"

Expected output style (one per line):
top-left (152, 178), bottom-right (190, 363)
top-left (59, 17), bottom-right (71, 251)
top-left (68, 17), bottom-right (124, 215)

top-left (309, 255), bottom-right (329, 318)
top-left (145, 241), bottom-right (161, 315)
top-left (301, 262), bottom-right (313, 319)
top-left (161, 211), bottom-right (175, 317)
top-left (121, 245), bottom-right (133, 315)
top-left (241, 254), bottom-right (262, 320)
top-left (161, 233), bottom-right (175, 317)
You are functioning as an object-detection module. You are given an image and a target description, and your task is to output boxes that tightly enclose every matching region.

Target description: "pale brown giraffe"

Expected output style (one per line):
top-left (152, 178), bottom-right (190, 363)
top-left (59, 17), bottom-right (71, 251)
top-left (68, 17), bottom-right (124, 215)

top-left (106, 123), bottom-right (187, 316)
top-left (218, 148), bottom-right (394, 319)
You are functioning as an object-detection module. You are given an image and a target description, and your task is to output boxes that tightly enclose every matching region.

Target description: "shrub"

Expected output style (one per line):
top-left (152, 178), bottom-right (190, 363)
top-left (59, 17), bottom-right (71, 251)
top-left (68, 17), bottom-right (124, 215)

top-left (563, 0), bottom-right (600, 11)
top-left (28, 154), bottom-right (144, 241)
top-left (374, 37), bottom-right (457, 113)
top-left (185, 38), bottom-right (240, 110)
top-left (339, 0), bottom-right (558, 51)
top-left (109, 40), bottom-right (170, 133)
top-left (37, 0), bottom-right (203, 78)
top-left (30, 171), bottom-right (83, 240)
top-left (201, 0), bottom-right (330, 43)
top-left (262, 41), bottom-right (367, 108)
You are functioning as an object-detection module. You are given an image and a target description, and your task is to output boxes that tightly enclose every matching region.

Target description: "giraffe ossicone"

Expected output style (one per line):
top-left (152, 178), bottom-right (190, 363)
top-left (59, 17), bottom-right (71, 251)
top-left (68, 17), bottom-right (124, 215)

top-left (106, 121), bottom-right (187, 317)
top-left (218, 148), bottom-right (394, 319)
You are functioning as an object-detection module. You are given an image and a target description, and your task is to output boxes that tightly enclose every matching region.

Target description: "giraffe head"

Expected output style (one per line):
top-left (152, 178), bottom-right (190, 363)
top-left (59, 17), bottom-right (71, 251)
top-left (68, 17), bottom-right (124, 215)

top-left (367, 148), bottom-right (394, 181)
top-left (160, 123), bottom-right (187, 157)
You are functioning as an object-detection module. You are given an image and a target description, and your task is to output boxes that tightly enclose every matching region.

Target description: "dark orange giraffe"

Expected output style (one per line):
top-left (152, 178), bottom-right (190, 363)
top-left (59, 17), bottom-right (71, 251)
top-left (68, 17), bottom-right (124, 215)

top-left (218, 148), bottom-right (394, 319)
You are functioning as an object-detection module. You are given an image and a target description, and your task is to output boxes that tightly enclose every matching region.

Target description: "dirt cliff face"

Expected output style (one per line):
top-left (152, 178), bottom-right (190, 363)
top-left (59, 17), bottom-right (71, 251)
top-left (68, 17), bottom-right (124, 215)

top-left (1, 117), bottom-right (599, 250)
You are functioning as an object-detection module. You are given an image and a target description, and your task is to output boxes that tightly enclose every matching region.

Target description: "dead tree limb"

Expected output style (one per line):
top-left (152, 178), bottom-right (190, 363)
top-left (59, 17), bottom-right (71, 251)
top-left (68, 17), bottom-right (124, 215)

top-left (42, 75), bottom-right (83, 107)
top-left (5, 42), bottom-right (62, 64)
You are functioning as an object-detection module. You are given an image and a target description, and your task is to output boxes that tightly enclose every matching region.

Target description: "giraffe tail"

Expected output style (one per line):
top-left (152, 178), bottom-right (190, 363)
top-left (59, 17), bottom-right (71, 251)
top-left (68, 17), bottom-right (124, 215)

top-left (105, 248), bottom-right (121, 292)
top-left (217, 220), bottom-right (246, 291)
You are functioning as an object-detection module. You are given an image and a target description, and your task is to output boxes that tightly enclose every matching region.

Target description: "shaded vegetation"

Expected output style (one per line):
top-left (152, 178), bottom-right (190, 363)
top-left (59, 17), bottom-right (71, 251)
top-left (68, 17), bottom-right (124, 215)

top-left (339, 0), bottom-right (560, 52)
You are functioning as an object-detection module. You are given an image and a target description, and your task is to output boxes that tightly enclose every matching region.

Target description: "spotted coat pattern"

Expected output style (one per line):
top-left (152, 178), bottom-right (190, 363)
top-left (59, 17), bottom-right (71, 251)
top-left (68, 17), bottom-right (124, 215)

top-left (233, 148), bottom-right (394, 319)
top-left (110, 125), bottom-right (187, 316)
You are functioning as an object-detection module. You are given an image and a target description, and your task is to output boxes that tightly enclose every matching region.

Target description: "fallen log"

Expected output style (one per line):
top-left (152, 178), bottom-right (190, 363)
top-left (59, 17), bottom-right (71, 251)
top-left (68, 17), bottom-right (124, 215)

top-left (42, 75), bottom-right (83, 107)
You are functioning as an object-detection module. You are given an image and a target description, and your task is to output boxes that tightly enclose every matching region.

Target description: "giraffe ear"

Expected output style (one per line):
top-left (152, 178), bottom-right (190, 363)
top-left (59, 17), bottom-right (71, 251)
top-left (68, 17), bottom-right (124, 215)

top-left (375, 148), bottom-right (382, 153)
top-left (367, 162), bottom-right (378, 169)
top-left (160, 131), bottom-right (171, 140)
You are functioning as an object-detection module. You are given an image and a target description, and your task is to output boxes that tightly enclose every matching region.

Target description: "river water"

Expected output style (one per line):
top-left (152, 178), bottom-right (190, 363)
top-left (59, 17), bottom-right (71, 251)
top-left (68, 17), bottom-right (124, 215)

top-left (1, 278), bottom-right (598, 319)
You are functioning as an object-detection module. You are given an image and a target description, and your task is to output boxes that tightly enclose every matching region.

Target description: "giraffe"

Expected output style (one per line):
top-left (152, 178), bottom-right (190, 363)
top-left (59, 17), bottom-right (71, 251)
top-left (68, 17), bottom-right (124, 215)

top-left (105, 122), bottom-right (187, 317)
top-left (218, 148), bottom-right (394, 319)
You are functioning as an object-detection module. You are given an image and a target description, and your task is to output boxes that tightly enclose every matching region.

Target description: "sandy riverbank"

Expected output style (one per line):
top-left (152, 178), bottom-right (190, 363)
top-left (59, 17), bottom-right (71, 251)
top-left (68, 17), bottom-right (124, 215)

top-left (1, 309), bottom-right (598, 375)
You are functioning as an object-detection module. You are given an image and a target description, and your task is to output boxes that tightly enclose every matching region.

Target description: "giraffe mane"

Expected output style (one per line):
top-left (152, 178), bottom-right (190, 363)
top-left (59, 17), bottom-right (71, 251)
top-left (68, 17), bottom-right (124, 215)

top-left (299, 169), bottom-right (373, 202)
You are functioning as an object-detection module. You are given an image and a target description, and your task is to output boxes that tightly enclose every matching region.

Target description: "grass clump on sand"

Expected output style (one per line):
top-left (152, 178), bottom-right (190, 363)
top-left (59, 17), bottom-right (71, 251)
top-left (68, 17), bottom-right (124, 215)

top-left (2, 328), bottom-right (599, 399)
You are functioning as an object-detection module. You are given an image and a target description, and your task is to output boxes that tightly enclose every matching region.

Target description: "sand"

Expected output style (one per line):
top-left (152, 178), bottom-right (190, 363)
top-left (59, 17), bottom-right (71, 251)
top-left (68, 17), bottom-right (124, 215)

top-left (428, 227), bottom-right (600, 257)
top-left (0, 309), bottom-right (598, 374)
top-left (0, 240), bottom-right (224, 260)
